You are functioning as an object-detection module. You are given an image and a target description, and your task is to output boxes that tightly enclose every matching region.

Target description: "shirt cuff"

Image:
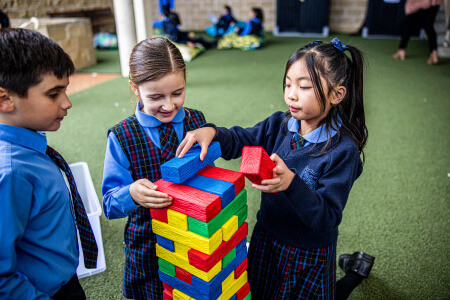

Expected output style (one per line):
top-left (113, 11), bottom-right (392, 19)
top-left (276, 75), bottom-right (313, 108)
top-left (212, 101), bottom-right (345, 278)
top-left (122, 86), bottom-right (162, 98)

top-left (116, 185), bottom-right (139, 214)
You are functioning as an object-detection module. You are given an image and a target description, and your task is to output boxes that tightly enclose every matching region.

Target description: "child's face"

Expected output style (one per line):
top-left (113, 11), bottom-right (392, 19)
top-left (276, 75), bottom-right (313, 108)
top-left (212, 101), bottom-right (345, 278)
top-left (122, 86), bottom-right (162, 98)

top-left (136, 71), bottom-right (185, 123)
top-left (249, 10), bottom-right (256, 18)
top-left (284, 59), bottom-right (333, 133)
top-left (8, 73), bottom-right (71, 131)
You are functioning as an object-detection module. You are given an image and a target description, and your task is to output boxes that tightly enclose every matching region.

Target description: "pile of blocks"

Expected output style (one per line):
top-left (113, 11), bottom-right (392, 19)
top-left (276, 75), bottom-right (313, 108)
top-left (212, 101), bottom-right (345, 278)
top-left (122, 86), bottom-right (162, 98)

top-left (150, 142), bottom-right (251, 300)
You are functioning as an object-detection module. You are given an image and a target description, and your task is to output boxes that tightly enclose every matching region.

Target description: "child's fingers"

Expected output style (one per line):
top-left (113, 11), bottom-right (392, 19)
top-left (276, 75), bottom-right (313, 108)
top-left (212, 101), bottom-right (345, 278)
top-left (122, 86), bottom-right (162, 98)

top-left (199, 142), bottom-right (210, 161)
top-left (176, 138), bottom-right (188, 157)
top-left (252, 183), bottom-right (279, 193)
top-left (260, 177), bottom-right (281, 186)
top-left (140, 197), bottom-right (173, 209)
top-left (177, 138), bottom-right (196, 158)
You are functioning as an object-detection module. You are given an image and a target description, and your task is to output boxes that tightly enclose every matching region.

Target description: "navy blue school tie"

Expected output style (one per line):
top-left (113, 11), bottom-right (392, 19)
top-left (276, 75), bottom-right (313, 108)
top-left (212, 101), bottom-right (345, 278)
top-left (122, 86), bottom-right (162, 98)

top-left (158, 122), bottom-right (179, 162)
top-left (46, 146), bottom-right (98, 269)
top-left (291, 133), bottom-right (305, 149)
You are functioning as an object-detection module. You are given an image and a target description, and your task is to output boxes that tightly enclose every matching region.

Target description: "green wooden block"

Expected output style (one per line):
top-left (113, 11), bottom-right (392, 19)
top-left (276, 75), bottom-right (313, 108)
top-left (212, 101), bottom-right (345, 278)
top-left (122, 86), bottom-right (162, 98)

top-left (243, 291), bottom-right (251, 300)
top-left (236, 204), bottom-right (248, 227)
top-left (188, 189), bottom-right (247, 238)
top-left (158, 258), bottom-right (176, 277)
top-left (222, 246), bottom-right (236, 269)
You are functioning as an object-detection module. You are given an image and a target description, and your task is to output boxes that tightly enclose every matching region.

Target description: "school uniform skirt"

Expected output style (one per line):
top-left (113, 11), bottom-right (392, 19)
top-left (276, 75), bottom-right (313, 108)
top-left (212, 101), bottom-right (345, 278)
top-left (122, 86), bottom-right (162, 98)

top-left (248, 223), bottom-right (336, 300)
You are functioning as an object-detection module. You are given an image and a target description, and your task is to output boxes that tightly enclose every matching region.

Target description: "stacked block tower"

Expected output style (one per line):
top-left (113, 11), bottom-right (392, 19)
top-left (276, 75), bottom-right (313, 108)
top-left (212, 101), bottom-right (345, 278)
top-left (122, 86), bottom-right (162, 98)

top-left (150, 142), bottom-right (251, 300)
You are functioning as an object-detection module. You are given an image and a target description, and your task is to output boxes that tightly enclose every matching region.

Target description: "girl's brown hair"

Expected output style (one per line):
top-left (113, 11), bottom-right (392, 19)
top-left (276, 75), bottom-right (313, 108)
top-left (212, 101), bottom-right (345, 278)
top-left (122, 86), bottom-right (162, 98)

top-left (129, 37), bottom-right (186, 86)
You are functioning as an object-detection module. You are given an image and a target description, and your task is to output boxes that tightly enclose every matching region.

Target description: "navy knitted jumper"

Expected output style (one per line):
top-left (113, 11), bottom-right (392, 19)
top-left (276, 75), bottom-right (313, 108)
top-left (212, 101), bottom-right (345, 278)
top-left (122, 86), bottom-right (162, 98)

top-left (208, 111), bottom-right (363, 248)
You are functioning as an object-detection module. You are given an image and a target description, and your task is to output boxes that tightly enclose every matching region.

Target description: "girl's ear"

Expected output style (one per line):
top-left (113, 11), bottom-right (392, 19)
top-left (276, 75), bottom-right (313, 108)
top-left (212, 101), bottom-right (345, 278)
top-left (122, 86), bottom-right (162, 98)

top-left (129, 81), bottom-right (139, 96)
top-left (0, 87), bottom-right (15, 113)
top-left (331, 86), bottom-right (346, 106)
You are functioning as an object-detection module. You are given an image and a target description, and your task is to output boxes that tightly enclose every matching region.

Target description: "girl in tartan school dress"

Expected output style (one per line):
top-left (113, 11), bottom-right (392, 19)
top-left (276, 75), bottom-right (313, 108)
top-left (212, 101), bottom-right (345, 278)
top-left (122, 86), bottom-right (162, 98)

top-left (176, 38), bottom-right (369, 299)
top-left (102, 37), bottom-right (206, 299)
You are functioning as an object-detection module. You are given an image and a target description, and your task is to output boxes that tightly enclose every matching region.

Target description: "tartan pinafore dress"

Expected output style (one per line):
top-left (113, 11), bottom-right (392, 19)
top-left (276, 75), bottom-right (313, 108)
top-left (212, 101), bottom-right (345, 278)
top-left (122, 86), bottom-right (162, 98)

top-left (109, 107), bottom-right (206, 299)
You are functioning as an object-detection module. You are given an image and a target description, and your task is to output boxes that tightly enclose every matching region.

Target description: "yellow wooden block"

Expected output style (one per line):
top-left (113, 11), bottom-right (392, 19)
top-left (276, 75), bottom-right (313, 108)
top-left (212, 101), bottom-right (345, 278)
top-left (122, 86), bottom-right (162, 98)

top-left (156, 244), bottom-right (222, 282)
top-left (221, 270), bottom-right (235, 292)
top-left (153, 219), bottom-right (222, 255)
top-left (174, 242), bottom-right (190, 257)
top-left (221, 215), bottom-right (238, 242)
top-left (172, 288), bottom-right (193, 300)
top-left (167, 209), bottom-right (188, 231)
top-left (218, 271), bottom-right (248, 300)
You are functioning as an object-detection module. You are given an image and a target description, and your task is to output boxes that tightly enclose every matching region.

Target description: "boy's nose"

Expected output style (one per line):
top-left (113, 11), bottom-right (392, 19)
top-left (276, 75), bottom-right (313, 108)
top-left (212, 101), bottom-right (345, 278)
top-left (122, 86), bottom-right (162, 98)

top-left (61, 93), bottom-right (72, 110)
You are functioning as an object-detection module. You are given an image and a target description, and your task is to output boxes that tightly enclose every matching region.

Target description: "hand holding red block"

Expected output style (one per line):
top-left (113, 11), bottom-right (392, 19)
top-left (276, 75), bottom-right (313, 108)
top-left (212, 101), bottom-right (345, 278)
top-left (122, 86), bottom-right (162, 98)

top-left (239, 146), bottom-right (275, 185)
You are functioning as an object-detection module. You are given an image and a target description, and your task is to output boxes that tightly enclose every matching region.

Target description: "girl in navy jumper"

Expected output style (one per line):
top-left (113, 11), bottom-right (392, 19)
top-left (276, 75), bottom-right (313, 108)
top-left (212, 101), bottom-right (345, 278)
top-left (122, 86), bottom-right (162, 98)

top-left (102, 37), bottom-right (206, 299)
top-left (176, 38), bottom-right (369, 299)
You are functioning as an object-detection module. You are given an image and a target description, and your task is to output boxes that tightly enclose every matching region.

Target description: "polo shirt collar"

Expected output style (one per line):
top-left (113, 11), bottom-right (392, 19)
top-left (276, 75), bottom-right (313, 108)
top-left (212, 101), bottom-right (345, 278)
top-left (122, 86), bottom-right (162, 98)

top-left (287, 117), bottom-right (341, 144)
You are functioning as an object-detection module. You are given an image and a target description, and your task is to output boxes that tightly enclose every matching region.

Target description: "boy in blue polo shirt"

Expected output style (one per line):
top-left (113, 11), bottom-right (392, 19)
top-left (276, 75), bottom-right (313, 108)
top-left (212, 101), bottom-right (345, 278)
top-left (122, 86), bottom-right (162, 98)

top-left (0, 28), bottom-right (97, 299)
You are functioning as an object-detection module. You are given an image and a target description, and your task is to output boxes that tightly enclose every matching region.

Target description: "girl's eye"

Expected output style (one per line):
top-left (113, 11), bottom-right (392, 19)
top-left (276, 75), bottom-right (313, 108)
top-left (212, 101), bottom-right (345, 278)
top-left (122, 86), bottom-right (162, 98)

top-left (300, 86), bottom-right (311, 90)
top-left (284, 84), bottom-right (291, 88)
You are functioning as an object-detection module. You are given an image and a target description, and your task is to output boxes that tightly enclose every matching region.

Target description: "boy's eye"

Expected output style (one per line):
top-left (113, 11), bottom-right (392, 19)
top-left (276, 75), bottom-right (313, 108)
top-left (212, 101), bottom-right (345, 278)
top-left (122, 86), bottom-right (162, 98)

top-left (49, 92), bottom-right (60, 98)
top-left (150, 96), bottom-right (162, 100)
top-left (173, 92), bottom-right (182, 96)
top-left (284, 84), bottom-right (291, 88)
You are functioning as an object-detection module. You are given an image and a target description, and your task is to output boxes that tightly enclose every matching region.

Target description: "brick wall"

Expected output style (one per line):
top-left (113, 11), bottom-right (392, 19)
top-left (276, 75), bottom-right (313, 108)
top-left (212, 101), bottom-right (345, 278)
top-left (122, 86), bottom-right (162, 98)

top-left (1, 0), bottom-right (368, 34)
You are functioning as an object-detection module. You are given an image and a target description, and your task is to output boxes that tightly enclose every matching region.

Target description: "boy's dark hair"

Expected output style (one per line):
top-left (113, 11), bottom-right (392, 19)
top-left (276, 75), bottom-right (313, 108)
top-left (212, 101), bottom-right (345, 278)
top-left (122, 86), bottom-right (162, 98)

top-left (224, 5), bottom-right (232, 14)
top-left (0, 28), bottom-right (75, 98)
top-left (252, 8), bottom-right (264, 22)
top-left (282, 40), bottom-right (368, 160)
top-left (0, 10), bottom-right (10, 29)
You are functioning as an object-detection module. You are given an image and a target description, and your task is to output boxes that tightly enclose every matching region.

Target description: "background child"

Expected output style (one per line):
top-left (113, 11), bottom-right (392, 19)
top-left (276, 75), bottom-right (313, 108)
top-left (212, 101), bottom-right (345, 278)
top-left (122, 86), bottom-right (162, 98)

top-left (102, 37), bottom-right (206, 299)
top-left (237, 7), bottom-right (263, 37)
top-left (176, 38), bottom-right (373, 299)
top-left (210, 5), bottom-right (237, 37)
top-left (0, 28), bottom-right (97, 299)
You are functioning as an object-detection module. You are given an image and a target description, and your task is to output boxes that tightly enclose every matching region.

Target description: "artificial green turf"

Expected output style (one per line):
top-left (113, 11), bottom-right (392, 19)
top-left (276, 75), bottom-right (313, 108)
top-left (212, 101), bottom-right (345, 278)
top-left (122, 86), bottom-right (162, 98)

top-left (46, 34), bottom-right (450, 299)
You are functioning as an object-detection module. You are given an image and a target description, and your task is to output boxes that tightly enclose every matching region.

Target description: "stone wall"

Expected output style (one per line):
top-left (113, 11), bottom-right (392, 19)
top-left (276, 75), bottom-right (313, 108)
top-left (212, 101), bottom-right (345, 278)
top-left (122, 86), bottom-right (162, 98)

top-left (329, 0), bottom-right (368, 33)
top-left (10, 18), bottom-right (97, 70)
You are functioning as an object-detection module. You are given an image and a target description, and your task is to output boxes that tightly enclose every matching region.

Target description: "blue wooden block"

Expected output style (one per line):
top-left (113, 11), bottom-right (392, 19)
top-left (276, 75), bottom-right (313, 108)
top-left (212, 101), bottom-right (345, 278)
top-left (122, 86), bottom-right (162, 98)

top-left (158, 270), bottom-right (221, 300)
top-left (161, 142), bottom-right (221, 184)
top-left (184, 175), bottom-right (235, 209)
top-left (156, 234), bottom-right (175, 252)
top-left (230, 295), bottom-right (237, 300)
top-left (191, 239), bottom-right (247, 296)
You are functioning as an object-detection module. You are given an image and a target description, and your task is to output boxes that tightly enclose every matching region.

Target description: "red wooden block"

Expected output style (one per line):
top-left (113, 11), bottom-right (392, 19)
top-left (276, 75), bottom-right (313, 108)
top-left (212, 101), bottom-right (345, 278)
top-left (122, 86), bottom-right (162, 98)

top-left (188, 222), bottom-right (248, 272)
top-left (155, 179), bottom-right (222, 222)
top-left (236, 282), bottom-right (250, 300)
top-left (150, 207), bottom-right (168, 223)
top-left (163, 282), bottom-right (174, 292)
top-left (197, 166), bottom-right (245, 196)
top-left (234, 257), bottom-right (247, 279)
top-left (239, 146), bottom-right (275, 184)
top-left (175, 266), bottom-right (193, 285)
top-left (163, 289), bottom-right (173, 300)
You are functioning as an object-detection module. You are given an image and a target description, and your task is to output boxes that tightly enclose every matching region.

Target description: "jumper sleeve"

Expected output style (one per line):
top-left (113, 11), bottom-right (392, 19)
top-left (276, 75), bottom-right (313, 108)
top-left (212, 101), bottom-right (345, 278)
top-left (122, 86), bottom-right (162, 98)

top-left (102, 132), bottom-right (139, 220)
top-left (283, 142), bottom-right (362, 232)
top-left (0, 172), bottom-right (51, 299)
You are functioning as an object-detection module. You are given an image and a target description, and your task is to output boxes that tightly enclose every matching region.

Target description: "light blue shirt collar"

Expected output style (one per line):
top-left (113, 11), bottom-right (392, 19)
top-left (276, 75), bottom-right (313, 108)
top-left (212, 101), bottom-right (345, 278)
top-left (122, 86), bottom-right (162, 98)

top-left (0, 123), bottom-right (47, 154)
top-left (135, 100), bottom-right (185, 128)
top-left (287, 117), bottom-right (340, 145)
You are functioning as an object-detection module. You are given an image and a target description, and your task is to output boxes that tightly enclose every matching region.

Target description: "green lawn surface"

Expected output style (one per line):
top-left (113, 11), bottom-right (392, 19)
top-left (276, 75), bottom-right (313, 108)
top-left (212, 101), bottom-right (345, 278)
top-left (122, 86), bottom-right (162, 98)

top-left (48, 34), bottom-right (450, 299)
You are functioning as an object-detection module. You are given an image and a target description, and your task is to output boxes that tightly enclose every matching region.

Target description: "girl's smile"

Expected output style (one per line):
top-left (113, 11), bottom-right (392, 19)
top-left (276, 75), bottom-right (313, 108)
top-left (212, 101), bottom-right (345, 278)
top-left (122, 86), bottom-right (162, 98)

top-left (134, 71), bottom-right (186, 123)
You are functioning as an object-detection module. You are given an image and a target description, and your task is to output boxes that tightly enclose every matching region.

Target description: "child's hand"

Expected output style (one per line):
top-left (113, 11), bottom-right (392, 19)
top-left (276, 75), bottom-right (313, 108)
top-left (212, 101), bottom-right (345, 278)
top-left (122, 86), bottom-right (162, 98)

top-left (176, 127), bottom-right (216, 161)
top-left (252, 154), bottom-right (295, 193)
top-left (129, 179), bottom-right (172, 208)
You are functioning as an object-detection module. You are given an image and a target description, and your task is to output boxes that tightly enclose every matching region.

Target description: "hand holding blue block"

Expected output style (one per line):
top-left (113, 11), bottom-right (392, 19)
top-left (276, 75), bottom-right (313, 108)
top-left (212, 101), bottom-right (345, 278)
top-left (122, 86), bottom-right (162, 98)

top-left (161, 141), bottom-right (221, 184)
